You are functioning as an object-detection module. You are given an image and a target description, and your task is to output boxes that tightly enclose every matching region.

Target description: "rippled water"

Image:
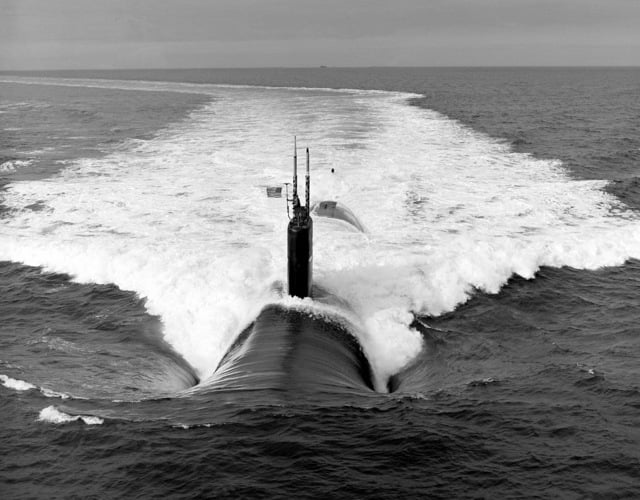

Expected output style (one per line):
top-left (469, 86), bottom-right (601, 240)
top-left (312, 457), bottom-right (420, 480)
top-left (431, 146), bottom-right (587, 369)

top-left (1, 68), bottom-right (639, 498)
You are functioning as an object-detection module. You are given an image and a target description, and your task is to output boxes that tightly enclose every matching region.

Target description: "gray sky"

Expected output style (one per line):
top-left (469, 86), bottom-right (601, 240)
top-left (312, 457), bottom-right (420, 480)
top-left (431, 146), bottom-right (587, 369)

top-left (1, 0), bottom-right (639, 70)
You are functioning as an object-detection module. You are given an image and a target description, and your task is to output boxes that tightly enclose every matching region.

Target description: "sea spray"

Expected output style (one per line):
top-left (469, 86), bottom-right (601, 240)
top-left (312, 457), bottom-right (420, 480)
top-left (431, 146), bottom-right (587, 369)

top-left (38, 406), bottom-right (103, 425)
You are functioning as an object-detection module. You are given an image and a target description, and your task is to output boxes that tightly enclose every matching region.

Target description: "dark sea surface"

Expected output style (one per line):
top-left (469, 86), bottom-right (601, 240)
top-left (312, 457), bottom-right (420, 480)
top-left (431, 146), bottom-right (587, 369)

top-left (1, 68), bottom-right (639, 499)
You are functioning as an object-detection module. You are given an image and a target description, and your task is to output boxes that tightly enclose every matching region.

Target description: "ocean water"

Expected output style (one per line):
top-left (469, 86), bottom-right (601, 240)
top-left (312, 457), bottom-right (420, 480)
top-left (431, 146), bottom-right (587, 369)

top-left (1, 67), bottom-right (639, 498)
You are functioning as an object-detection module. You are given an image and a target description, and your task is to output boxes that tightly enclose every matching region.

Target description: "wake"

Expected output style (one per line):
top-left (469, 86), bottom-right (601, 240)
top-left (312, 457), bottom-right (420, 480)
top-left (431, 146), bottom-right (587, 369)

top-left (1, 77), bottom-right (639, 389)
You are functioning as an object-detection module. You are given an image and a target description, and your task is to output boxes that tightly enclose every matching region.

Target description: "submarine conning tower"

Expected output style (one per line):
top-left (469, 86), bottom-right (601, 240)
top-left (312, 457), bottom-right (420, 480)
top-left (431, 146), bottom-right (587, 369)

top-left (287, 137), bottom-right (313, 299)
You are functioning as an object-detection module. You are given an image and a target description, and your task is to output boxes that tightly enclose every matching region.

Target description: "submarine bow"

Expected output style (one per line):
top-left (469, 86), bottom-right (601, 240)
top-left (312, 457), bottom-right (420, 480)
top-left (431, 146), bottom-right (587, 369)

top-left (207, 305), bottom-right (374, 393)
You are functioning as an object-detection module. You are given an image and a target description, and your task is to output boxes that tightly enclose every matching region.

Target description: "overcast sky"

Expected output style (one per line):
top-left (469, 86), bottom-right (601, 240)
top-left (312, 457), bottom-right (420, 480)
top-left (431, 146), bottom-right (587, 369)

top-left (1, 0), bottom-right (639, 70)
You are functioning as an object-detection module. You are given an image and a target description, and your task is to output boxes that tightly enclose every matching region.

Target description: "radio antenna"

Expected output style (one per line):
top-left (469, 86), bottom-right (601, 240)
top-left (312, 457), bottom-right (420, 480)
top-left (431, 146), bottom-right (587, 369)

top-left (305, 147), bottom-right (310, 214)
top-left (292, 136), bottom-right (298, 202)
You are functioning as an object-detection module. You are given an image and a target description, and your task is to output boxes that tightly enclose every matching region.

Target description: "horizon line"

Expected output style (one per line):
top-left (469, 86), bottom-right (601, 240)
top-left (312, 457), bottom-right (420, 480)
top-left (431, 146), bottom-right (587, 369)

top-left (1, 64), bottom-right (640, 73)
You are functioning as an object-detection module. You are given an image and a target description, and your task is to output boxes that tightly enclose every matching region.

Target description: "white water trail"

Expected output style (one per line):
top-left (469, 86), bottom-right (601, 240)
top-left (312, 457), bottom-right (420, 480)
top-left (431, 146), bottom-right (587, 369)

top-left (1, 77), bottom-right (640, 388)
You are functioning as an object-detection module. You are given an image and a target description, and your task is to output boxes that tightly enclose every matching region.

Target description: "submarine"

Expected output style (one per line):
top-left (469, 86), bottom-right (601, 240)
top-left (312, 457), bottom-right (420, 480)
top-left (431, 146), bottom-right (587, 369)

top-left (205, 140), bottom-right (377, 394)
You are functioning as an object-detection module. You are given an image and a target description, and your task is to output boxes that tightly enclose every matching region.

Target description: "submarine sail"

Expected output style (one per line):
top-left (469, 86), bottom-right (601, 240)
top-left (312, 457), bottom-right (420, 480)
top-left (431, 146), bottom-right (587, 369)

top-left (287, 138), bottom-right (313, 299)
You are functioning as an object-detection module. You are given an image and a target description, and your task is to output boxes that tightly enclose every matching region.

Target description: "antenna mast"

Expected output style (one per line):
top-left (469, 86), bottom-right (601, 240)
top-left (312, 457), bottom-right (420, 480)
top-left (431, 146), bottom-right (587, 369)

top-left (305, 147), bottom-right (310, 215)
top-left (292, 136), bottom-right (298, 202)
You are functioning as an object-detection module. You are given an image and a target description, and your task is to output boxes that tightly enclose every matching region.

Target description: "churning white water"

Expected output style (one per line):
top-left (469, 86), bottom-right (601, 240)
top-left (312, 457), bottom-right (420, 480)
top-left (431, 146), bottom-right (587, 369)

top-left (1, 77), bottom-right (640, 387)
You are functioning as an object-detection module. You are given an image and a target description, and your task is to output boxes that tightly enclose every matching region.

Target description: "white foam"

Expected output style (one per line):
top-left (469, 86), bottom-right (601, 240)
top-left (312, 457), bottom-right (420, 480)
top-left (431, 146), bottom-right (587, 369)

top-left (1, 374), bottom-right (36, 391)
top-left (1, 373), bottom-right (74, 398)
top-left (40, 388), bottom-right (72, 399)
top-left (38, 405), bottom-right (103, 425)
top-left (173, 423), bottom-right (214, 429)
top-left (0, 159), bottom-right (32, 172)
top-left (1, 80), bottom-right (639, 389)
top-left (0, 75), bottom-right (398, 99)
